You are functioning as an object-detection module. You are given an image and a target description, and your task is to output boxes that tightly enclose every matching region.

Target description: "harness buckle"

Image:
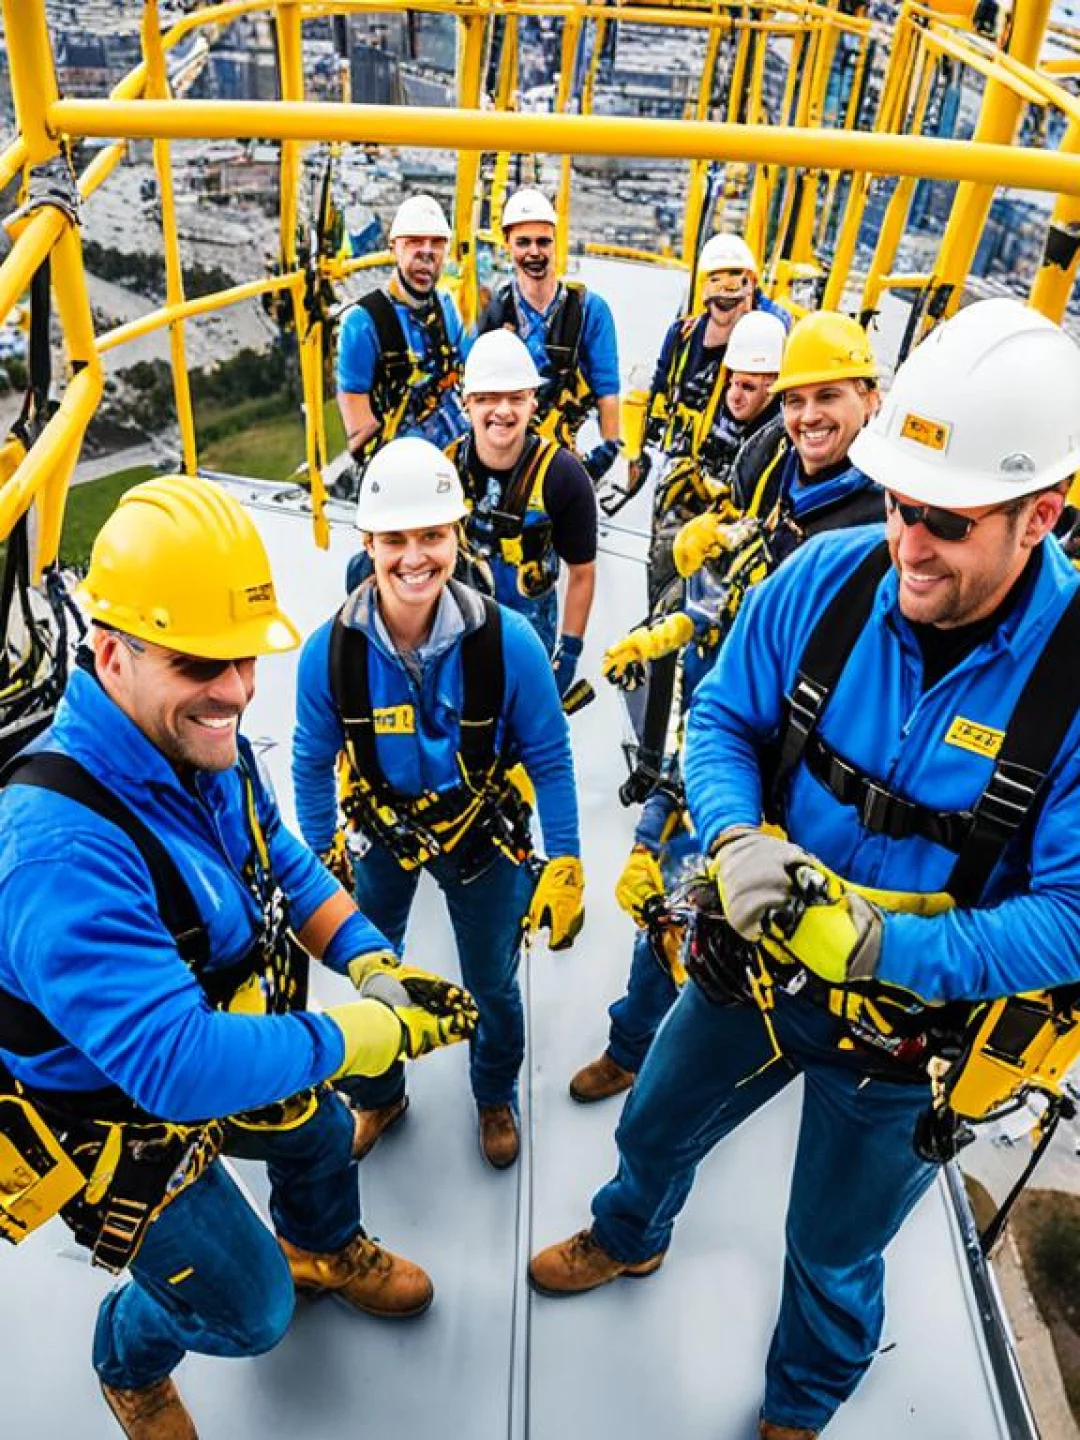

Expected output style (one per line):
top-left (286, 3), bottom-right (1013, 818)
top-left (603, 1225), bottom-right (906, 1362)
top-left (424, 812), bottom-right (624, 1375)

top-left (976, 760), bottom-right (1044, 836)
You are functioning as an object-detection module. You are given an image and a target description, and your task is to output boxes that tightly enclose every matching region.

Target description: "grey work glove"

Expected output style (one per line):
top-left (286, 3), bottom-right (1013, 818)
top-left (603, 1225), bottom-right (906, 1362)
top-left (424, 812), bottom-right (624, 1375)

top-left (708, 825), bottom-right (822, 942)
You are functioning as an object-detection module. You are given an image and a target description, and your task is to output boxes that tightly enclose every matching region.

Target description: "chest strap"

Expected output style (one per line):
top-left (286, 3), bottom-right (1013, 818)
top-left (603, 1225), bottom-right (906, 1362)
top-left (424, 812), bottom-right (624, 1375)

top-left (0, 752), bottom-right (209, 1059)
top-left (774, 543), bottom-right (1080, 905)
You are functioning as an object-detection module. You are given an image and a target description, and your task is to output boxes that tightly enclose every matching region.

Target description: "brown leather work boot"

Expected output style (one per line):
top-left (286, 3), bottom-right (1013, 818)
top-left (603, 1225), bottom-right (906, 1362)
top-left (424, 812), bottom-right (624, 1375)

top-left (569, 1052), bottom-right (635, 1103)
top-left (349, 1095), bottom-right (409, 1160)
top-left (529, 1227), bottom-right (664, 1296)
top-left (759, 1423), bottom-right (818, 1439)
top-left (478, 1103), bottom-right (520, 1169)
top-left (100, 1376), bottom-right (197, 1438)
top-left (278, 1231), bottom-right (433, 1317)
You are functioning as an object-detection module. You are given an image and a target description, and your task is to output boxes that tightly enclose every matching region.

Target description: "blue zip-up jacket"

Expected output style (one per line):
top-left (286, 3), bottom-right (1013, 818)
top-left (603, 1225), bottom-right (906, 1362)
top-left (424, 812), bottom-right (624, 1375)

top-left (684, 527), bottom-right (1080, 1004)
top-left (292, 581), bottom-right (580, 859)
top-left (0, 667), bottom-right (387, 1120)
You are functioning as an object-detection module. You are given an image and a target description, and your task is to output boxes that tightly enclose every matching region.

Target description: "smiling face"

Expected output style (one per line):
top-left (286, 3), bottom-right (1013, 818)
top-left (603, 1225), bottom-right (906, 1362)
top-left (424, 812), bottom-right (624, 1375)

top-left (886, 488), bottom-right (1063, 628)
top-left (365, 524), bottom-right (459, 635)
top-left (465, 388), bottom-right (536, 467)
top-left (391, 233), bottom-right (448, 295)
top-left (508, 224), bottom-right (555, 282)
top-left (94, 628), bottom-right (255, 774)
top-left (781, 378), bottom-right (878, 474)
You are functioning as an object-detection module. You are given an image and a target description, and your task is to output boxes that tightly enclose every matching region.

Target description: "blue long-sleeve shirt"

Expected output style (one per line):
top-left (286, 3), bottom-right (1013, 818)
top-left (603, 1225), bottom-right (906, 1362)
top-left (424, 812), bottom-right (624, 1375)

top-left (0, 666), bottom-right (390, 1121)
top-left (292, 581), bottom-right (580, 860)
top-left (684, 526), bottom-right (1080, 1004)
top-left (513, 282), bottom-right (620, 399)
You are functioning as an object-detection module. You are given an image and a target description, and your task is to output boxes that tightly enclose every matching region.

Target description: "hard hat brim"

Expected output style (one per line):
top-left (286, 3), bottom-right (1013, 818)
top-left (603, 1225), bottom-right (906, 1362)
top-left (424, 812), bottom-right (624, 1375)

top-left (77, 589), bottom-right (303, 659)
top-left (849, 428), bottom-right (1080, 509)
top-left (770, 364), bottom-right (877, 395)
top-left (354, 499), bottom-right (468, 534)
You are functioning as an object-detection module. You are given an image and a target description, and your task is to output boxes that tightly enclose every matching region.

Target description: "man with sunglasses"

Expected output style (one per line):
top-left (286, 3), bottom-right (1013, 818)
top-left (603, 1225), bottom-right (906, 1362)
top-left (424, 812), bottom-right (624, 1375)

top-left (0, 476), bottom-right (476, 1438)
top-left (530, 299), bottom-right (1080, 1440)
top-left (477, 187), bottom-right (622, 481)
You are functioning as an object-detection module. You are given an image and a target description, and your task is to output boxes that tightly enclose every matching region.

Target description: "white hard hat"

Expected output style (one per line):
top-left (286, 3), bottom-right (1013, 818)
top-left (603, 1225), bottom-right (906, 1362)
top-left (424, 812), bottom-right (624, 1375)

top-left (699, 233), bottom-right (758, 276)
top-left (388, 194), bottom-right (451, 241)
top-left (502, 187), bottom-right (558, 231)
top-left (355, 438), bottom-right (467, 533)
top-left (462, 330), bottom-right (542, 396)
top-left (725, 311), bottom-right (786, 375)
top-left (850, 298), bottom-right (1080, 508)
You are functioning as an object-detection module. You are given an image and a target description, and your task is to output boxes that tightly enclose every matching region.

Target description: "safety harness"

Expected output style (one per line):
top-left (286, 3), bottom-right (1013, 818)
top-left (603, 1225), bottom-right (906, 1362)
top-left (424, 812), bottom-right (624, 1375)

top-left (0, 744), bottom-right (315, 1270)
top-left (451, 434), bottom-right (562, 598)
top-left (349, 288), bottom-right (461, 468)
top-left (329, 587), bottom-right (532, 879)
top-left (478, 281), bottom-right (593, 446)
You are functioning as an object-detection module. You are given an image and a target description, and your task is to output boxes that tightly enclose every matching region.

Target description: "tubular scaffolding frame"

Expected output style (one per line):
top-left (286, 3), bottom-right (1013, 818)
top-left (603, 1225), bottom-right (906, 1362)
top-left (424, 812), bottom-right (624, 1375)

top-left (2, 0), bottom-right (1080, 564)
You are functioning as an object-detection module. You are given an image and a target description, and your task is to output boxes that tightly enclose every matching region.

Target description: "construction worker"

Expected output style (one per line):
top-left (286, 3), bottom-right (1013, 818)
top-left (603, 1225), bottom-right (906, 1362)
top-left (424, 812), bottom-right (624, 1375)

top-left (0, 476), bottom-right (476, 1439)
top-left (336, 193), bottom-right (470, 491)
top-left (451, 328), bottom-right (598, 685)
top-left (643, 237), bottom-right (790, 606)
top-left (572, 313), bottom-right (881, 1102)
top-left (477, 186), bottom-right (622, 479)
top-left (292, 437), bottom-right (584, 1172)
top-left (530, 299), bottom-right (1080, 1440)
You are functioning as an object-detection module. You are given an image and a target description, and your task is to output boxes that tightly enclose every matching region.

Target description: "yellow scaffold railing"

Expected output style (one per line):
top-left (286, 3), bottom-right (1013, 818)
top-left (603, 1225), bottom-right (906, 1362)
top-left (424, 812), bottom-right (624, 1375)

top-left (1, 0), bottom-right (1079, 569)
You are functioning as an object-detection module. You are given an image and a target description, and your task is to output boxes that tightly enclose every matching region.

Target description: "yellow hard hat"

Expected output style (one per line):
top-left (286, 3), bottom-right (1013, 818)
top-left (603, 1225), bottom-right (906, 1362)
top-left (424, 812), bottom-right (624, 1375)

top-left (78, 474), bottom-right (301, 659)
top-left (771, 311), bottom-right (878, 394)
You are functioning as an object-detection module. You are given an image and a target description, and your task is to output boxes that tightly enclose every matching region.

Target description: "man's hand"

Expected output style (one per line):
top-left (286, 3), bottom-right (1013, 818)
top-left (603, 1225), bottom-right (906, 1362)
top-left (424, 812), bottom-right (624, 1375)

top-left (349, 962), bottom-right (480, 1059)
top-left (527, 856), bottom-right (585, 951)
top-left (551, 633), bottom-right (584, 699)
top-left (614, 846), bottom-right (665, 925)
top-left (581, 439), bottom-right (621, 481)
top-left (602, 629), bottom-right (650, 690)
top-left (709, 826), bottom-right (823, 941)
top-left (760, 872), bottom-right (884, 986)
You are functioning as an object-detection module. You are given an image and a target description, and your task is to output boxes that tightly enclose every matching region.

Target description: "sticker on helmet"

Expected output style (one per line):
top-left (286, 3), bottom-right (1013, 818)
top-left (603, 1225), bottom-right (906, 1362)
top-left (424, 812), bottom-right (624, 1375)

top-left (900, 412), bottom-right (950, 451)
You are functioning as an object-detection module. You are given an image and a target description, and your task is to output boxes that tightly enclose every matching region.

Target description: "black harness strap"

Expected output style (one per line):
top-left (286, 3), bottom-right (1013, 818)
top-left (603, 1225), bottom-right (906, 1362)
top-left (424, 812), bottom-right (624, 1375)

top-left (478, 281), bottom-right (587, 400)
top-left (772, 541), bottom-right (892, 797)
top-left (774, 544), bottom-right (1080, 906)
top-left (0, 752), bottom-right (208, 1059)
top-left (357, 290), bottom-right (413, 397)
top-left (329, 591), bottom-right (505, 796)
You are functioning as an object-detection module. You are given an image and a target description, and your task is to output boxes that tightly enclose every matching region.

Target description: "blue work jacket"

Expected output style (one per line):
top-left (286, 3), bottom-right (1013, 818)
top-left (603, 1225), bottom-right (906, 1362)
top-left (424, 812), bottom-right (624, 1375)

top-left (0, 666), bottom-right (380, 1120)
top-left (513, 283), bottom-right (621, 400)
top-left (684, 526), bottom-right (1080, 1004)
top-left (292, 581), bottom-right (580, 859)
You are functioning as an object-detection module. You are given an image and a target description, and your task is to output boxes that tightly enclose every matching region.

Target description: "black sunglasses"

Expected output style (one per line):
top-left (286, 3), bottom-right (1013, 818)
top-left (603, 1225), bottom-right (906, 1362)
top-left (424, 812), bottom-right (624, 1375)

top-left (115, 630), bottom-right (251, 684)
top-left (885, 492), bottom-right (1020, 544)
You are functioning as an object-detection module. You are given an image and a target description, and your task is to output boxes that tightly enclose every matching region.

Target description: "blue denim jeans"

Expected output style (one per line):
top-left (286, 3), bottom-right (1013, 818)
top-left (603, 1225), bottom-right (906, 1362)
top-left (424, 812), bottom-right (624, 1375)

top-left (92, 1088), bottom-right (358, 1390)
top-left (340, 843), bottom-right (537, 1111)
top-left (591, 983), bottom-right (937, 1433)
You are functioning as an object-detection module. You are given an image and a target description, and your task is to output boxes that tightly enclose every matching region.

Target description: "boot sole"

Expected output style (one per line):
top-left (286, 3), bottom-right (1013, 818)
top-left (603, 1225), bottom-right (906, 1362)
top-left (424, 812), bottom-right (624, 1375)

top-left (295, 1283), bottom-right (434, 1320)
top-left (568, 1080), bottom-right (633, 1104)
top-left (527, 1251), bottom-right (664, 1297)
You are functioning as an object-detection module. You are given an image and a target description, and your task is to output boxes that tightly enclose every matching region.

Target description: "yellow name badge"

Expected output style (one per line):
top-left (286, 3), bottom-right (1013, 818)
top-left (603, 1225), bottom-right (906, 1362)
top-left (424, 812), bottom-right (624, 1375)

top-left (945, 716), bottom-right (1004, 759)
top-left (900, 412), bottom-right (950, 452)
top-left (373, 705), bottom-right (415, 735)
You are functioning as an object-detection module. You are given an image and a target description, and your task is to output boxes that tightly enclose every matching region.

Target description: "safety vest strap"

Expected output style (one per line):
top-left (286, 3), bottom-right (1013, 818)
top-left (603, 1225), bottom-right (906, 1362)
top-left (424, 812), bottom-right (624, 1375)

top-left (479, 282), bottom-right (588, 410)
top-left (773, 543), bottom-right (1080, 906)
top-left (356, 289), bottom-right (413, 395)
top-left (0, 752), bottom-right (210, 1060)
top-left (329, 590), bottom-right (505, 796)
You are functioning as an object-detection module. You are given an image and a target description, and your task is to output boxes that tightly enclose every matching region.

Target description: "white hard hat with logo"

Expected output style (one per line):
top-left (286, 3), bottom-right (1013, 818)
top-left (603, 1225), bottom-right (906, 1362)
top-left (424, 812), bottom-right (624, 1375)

top-left (389, 194), bottom-right (452, 241)
top-left (502, 188), bottom-right (558, 231)
top-left (725, 311), bottom-right (786, 375)
top-left (698, 233), bottom-right (759, 276)
top-left (463, 330), bottom-right (542, 395)
top-left (355, 438), bottom-right (467, 533)
top-left (850, 298), bottom-right (1080, 508)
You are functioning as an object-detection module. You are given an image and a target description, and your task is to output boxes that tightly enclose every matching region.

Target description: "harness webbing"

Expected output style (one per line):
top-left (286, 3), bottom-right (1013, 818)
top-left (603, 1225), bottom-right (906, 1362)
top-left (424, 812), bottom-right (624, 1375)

top-left (0, 752), bottom-right (208, 1060)
top-left (773, 542), bottom-right (1080, 905)
top-left (328, 591), bottom-right (505, 802)
top-left (478, 282), bottom-right (589, 430)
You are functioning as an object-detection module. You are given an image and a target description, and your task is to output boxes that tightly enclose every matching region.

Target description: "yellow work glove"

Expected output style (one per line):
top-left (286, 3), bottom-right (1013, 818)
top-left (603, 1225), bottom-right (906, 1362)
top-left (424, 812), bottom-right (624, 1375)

top-left (760, 866), bottom-right (885, 986)
top-left (321, 830), bottom-right (355, 892)
top-left (673, 511), bottom-right (730, 578)
top-left (345, 948), bottom-right (407, 990)
top-left (614, 845), bottom-right (665, 926)
top-left (602, 629), bottom-right (651, 690)
top-left (327, 1000), bottom-right (411, 1078)
top-left (527, 856), bottom-right (585, 951)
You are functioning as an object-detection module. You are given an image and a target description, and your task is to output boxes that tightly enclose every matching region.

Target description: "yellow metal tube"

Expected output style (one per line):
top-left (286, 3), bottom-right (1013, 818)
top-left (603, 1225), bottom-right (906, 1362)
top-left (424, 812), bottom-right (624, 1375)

top-left (0, 138), bottom-right (29, 195)
top-left (98, 275), bottom-right (293, 353)
top-left (0, 364), bottom-right (101, 550)
top-left (0, 210), bottom-right (67, 332)
top-left (46, 98), bottom-right (1080, 198)
top-left (452, 12), bottom-right (489, 328)
top-left (2, 0), bottom-right (61, 167)
top-left (554, 12), bottom-right (584, 279)
top-left (143, 0), bottom-right (198, 478)
top-left (682, 16), bottom-right (726, 266)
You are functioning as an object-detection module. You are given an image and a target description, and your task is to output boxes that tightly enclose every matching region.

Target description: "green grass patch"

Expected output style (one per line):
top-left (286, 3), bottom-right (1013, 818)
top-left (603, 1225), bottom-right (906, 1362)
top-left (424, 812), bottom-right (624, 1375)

top-left (199, 397), bottom-right (346, 484)
top-left (59, 464), bottom-right (157, 569)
